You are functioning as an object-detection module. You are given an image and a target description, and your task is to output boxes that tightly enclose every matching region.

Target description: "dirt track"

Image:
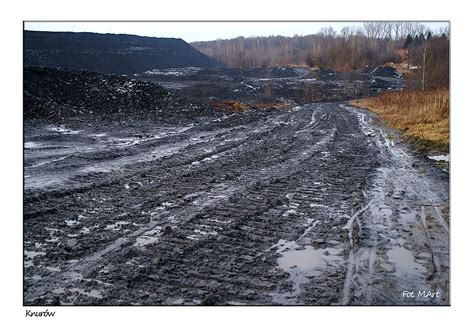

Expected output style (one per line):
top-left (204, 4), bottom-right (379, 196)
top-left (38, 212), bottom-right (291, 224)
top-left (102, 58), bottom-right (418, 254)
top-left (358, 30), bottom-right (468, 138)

top-left (24, 102), bottom-right (449, 305)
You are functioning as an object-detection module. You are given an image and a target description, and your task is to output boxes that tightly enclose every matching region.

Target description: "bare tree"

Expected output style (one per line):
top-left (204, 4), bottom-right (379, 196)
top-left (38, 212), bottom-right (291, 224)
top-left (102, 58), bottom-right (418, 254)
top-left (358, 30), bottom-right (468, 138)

top-left (420, 40), bottom-right (432, 90)
top-left (192, 22), bottom-right (447, 78)
top-left (392, 22), bottom-right (404, 40)
top-left (411, 34), bottom-right (432, 91)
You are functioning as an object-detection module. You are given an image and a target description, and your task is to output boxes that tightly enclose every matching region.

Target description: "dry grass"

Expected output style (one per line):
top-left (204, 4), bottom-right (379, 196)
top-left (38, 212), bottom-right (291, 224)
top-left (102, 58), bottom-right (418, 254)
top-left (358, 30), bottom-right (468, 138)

top-left (350, 88), bottom-right (449, 152)
top-left (210, 99), bottom-right (295, 112)
top-left (210, 100), bottom-right (249, 111)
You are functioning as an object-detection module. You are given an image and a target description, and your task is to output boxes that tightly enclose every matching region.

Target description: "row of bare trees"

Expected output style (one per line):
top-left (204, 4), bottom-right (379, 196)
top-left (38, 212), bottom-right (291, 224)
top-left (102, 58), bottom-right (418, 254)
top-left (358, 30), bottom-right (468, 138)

top-left (192, 22), bottom-right (449, 89)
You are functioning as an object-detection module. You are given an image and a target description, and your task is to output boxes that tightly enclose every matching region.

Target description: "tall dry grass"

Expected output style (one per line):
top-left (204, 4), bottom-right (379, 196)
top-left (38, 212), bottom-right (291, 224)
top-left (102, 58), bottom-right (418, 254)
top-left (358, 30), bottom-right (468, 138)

top-left (351, 88), bottom-right (449, 151)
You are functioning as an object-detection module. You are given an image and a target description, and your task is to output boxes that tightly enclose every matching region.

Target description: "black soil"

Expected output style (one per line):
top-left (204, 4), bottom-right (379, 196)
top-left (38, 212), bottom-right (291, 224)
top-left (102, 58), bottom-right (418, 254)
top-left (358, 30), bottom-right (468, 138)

top-left (23, 65), bottom-right (449, 306)
top-left (24, 67), bottom-right (217, 124)
top-left (24, 31), bottom-right (225, 74)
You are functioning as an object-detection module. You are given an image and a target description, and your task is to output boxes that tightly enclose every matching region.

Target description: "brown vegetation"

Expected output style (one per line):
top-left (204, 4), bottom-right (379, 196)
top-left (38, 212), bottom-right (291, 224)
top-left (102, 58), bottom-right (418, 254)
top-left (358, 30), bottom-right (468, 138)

top-left (193, 32), bottom-right (402, 71)
top-left (406, 36), bottom-right (450, 90)
top-left (210, 99), bottom-right (295, 112)
top-left (350, 88), bottom-right (449, 152)
top-left (192, 23), bottom-right (448, 73)
top-left (210, 99), bottom-right (249, 111)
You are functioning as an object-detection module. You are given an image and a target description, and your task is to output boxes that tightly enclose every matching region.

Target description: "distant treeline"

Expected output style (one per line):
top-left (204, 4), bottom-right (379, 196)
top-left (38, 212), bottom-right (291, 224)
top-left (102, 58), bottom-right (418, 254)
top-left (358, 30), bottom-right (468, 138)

top-left (192, 22), bottom-right (449, 89)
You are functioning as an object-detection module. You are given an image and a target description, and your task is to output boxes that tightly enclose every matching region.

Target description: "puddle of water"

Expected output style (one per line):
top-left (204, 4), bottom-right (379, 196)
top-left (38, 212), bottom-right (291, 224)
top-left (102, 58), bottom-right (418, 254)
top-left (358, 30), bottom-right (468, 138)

top-left (105, 221), bottom-right (130, 231)
top-left (309, 203), bottom-right (328, 208)
top-left (47, 125), bottom-right (82, 135)
top-left (134, 235), bottom-right (159, 246)
top-left (52, 287), bottom-right (66, 294)
top-left (202, 155), bottom-right (219, 162)
top-left (273, 240), bottom-right (343, 303)
top-left (25, 250), bottom-right (46, 260)
top-left (207, 218), bottom-right (231, 224)
top-left (25, 133), bottom-right (207, 191)
top-left (193, 229), bottom-right (218, 236)
top-left (91, 133), bottom-right (107, 138)
top-left (399, 209), bottom-right (417, 223)
top-left (70, 288), bottom-right (103, 299)
top-left (283, 209), bottom-right (297, 217)
top-left (64, 271), bottom-right (83, 281)
top-left (134, 227), bottom-right (162, 246)
top-left (80, 166), bottom-right (112, 174)
top-left (170, 298), bottom-right (184, 305)
top-left (24, 141), bottom-right (45, 149)
top-left (278, 245), bottom-right (342, 272)
top-left (386, 246), bottom-right (427, 278)
top-left (428, 154), bottom-right (450, 162)
top-left (65, 219), bottom-right (80, 227)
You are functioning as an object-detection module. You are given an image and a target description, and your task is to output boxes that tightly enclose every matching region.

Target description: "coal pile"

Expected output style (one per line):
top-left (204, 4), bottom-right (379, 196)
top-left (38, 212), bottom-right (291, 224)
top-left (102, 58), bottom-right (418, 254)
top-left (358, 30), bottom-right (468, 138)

top-left (136, 66), bottom-right (402, 106)
top-left (24, 67), bottom-right (215, 123)
top-left (366, 65), bottom-right (402, 78)
top-left (24, 31), bottom-right (225, 74)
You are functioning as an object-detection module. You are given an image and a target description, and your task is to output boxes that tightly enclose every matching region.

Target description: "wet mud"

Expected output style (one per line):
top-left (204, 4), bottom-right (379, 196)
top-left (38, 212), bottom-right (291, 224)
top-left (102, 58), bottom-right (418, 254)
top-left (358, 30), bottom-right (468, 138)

top-left (24, 102), bottom-right (449, 305)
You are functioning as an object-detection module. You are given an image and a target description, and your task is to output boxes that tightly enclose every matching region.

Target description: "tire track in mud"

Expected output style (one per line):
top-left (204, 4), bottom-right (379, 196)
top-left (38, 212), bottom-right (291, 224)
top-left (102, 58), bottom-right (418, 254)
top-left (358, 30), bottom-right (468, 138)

top-left (24, 103), bottom-right (449, 305)
top-left (339, 105), bottom-right (449, 305)
top-left (23, 105), bottom-right (333, 304)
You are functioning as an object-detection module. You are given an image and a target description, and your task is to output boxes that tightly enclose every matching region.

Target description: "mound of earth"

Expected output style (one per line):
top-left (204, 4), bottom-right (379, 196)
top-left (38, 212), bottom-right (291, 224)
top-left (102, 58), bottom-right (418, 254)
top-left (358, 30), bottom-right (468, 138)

top-left (24, 31), bottom-right (225, 74)
top-left (366, 65), bottom-right (402, 78)
top-left (24, 67), bottom-right (215, 123)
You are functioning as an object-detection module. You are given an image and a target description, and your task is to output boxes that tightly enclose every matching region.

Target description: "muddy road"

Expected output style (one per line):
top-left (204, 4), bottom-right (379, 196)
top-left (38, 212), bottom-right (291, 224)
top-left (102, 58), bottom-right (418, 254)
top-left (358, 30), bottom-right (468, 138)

top-left (24, 102), bottom-right (449, 305)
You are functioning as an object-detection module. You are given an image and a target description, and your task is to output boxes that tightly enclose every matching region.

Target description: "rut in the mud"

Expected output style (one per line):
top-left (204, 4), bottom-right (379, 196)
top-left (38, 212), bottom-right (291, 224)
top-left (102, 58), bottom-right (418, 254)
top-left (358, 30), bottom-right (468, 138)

top-left (24, 103), bottom-right (449, 305)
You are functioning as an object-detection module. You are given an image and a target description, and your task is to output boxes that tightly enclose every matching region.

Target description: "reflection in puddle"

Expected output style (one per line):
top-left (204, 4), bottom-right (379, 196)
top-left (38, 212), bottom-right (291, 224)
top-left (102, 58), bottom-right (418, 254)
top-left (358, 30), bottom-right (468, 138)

top-left (272, 239), bottom-right (343, 303)
top-left (278, 244), bottom-right (342, 272)
top-left (387, 246), bottom-right (427, 278)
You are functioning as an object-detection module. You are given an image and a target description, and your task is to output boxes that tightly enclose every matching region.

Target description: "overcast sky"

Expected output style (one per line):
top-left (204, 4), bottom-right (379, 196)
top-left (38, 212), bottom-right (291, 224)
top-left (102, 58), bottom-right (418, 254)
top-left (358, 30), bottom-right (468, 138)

top-left (24, 21), bottom-right (449, 43)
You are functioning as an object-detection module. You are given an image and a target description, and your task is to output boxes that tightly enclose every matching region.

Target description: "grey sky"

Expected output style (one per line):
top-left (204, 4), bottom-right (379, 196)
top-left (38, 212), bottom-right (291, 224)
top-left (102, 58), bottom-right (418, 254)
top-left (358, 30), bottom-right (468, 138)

top-left (24, 21), bottom-right (449, 43)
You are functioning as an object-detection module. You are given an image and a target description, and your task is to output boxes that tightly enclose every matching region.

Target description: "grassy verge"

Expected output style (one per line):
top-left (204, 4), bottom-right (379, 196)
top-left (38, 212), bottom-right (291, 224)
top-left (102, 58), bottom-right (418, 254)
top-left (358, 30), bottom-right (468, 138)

top-left (350, 88), bottom-right (449, 154)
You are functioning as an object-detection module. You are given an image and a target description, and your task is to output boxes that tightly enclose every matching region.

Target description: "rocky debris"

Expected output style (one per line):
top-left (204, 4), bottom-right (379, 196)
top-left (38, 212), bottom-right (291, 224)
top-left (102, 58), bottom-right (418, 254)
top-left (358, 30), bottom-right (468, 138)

top-left (24, 31), bottom-right (225, 74)
top-left (365, 65), bottom-right (402, 79)
top-left (24, 67), bottom-right (218, 123)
